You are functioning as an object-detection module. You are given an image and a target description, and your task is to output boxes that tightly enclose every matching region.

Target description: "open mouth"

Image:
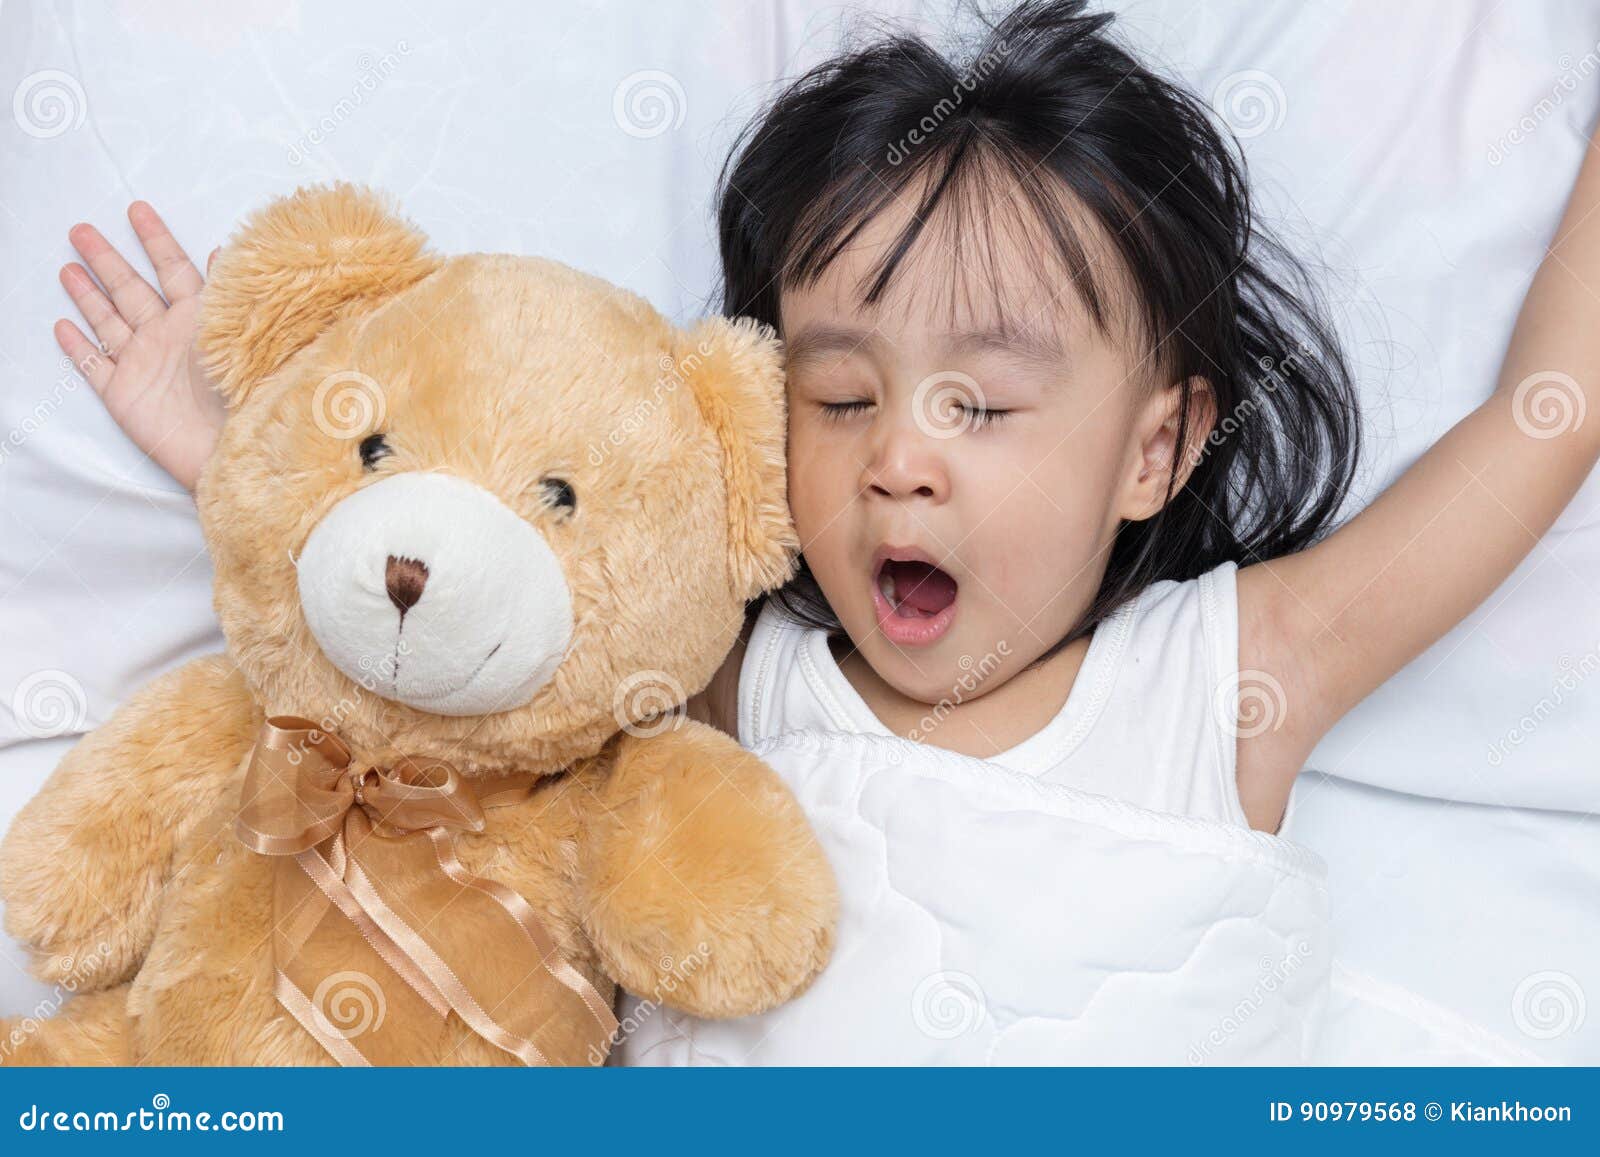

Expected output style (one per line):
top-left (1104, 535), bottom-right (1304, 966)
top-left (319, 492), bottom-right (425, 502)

top-left (871, 550), bottom-right (959, 647)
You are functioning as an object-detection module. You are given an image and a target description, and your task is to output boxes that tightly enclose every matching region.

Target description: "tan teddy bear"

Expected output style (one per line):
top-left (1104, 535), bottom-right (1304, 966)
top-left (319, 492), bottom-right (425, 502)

top-left (0, 184), bottom-right (836, 1066)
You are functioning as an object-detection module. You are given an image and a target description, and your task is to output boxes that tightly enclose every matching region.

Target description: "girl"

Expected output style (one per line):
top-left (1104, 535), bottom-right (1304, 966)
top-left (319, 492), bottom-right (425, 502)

top-left (51, 1), bottom-right (1600, 836)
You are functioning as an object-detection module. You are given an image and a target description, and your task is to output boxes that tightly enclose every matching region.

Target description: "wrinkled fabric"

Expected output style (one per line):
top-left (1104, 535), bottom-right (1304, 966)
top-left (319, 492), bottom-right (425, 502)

top-left (620, 731), bottom-right (1540, 1066)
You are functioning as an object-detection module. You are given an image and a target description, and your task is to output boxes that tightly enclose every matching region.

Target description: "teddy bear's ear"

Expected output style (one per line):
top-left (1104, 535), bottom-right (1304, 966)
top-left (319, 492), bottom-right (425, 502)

top-left (197, 183), bottom-right (442, 406)
top-left (678, 316), bottom-right (801, 600)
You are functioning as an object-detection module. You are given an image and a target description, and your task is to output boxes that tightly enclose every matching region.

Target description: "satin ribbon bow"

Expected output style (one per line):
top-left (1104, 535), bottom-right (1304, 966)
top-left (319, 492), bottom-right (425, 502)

top-left (234, 716), bottom-right (617, 1066)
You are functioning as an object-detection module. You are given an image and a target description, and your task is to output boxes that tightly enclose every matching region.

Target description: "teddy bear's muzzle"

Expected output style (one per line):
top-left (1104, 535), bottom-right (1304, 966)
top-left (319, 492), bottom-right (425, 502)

top-left (295, 471), bottom-right (573, 716)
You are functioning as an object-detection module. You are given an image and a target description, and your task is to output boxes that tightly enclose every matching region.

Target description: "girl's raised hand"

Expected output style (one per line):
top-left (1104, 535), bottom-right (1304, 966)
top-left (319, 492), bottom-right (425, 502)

top-left (55, 201), bottom-right (225, 491)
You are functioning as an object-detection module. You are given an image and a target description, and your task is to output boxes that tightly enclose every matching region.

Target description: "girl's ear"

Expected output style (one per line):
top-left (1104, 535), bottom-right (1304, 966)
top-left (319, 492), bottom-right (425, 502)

top-left (197, 183), bottom-right (442, 407)
top-left (1119, 377), bottom-right (1217, 522)
top-left (678, 316), bottom-right (801, 600)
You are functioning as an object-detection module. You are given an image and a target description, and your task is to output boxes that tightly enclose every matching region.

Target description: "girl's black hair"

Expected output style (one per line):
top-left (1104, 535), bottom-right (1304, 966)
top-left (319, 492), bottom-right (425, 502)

top-left (716, 0), bottom-right (1360, 656)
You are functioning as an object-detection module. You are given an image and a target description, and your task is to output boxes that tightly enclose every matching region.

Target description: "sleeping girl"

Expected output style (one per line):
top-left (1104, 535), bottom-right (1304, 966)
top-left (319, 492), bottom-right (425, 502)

top-left (46, 0), bottom-right (1600, 1059)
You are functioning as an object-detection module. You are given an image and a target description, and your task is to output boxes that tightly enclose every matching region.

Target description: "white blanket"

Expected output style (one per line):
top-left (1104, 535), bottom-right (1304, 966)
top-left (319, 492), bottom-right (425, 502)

top-left (620, 731), bottom-right (1539, 1065)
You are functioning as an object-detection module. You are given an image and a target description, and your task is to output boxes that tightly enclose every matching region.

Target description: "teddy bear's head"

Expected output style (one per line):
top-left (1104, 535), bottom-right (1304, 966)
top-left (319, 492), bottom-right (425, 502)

top-left (193, 184), bottom-right (796, 774)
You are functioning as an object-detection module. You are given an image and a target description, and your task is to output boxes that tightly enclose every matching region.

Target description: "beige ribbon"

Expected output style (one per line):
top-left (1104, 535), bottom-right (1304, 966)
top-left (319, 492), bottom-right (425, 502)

top-left (234, 716), bottom-right (617, 1066)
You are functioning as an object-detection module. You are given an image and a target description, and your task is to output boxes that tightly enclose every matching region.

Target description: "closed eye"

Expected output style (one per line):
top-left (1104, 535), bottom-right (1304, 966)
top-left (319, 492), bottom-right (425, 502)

top-left (961, 407), bottom-right (1012, 429)
top-left (820, 400), bottom-right (1012, 429)
top-left (819, 400), bottom-right (873, 422)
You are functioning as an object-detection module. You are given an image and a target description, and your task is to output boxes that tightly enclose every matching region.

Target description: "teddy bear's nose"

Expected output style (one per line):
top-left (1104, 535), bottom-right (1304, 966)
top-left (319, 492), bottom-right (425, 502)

top-left (385, 555), bottom-right (429, 614)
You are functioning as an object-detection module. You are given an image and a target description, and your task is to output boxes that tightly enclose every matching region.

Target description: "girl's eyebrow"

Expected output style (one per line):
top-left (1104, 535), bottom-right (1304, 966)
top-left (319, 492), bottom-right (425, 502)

top-left (946, 325), bottom-right (1067, 369)
top-left (783, 324), bottom-right (883, 368)
top-left (782, 322), bottom-right (1068, 373)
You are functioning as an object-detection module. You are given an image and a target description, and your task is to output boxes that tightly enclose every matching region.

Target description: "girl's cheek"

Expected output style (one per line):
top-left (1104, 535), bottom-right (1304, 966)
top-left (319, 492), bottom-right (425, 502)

top-left (787, 437), bottom-right (849, 537)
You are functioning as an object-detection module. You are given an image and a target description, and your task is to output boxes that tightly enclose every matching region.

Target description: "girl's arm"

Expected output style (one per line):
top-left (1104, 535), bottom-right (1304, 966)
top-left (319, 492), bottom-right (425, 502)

top-left (54, 201), bottom-right (225, 490)
top-left (1236, 134), bottom-right (1600, 832)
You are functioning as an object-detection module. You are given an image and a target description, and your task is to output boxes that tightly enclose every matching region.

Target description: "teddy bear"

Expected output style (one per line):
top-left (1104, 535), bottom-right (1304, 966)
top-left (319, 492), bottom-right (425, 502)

top-left (0, 183), bottom-right (836, 1066)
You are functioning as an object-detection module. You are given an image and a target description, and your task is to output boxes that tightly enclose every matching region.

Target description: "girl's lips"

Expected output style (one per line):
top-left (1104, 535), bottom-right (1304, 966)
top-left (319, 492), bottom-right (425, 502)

top-left (871, 566), bottom-right (958, 646)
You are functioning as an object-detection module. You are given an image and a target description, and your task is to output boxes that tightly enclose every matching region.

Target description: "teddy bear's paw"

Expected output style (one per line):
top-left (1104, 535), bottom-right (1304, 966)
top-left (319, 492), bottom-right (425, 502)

top-left (687, 895), bottom-right (838, 1019)
top-left (589, 827), bottom-right (840, 1021)
top-left (1, 850), bottom-right (147, 992)
top-left (0, 986), bottom-right (133, 1066)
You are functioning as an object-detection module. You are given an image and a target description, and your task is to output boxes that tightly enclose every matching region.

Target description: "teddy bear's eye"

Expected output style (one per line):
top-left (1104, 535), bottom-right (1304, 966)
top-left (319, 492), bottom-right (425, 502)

top-left (358, 433), bottom-right (392, 471)
top-left (540, 476), bottom-right (577, 516)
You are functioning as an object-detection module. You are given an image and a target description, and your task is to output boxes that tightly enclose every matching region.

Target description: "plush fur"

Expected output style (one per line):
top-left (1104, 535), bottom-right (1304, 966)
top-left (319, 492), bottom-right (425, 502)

top-left (0, 184), bottom-right (835, 1066)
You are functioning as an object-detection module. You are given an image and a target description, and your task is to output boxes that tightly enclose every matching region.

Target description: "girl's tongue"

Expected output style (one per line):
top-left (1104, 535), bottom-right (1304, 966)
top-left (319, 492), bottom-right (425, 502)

top-left (878, 559), bottom-right (958, 617)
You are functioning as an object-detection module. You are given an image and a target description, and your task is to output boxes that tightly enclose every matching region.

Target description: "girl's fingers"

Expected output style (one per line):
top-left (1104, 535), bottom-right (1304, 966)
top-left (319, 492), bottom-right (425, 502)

top-left (127, 201), bottom-right (204, 300)
top-left (67, 221), bottom-right (165, 328)
top-left (54, 319), bottom-right (116, 394)
top-left (59, 262), bottom-right (134, 355)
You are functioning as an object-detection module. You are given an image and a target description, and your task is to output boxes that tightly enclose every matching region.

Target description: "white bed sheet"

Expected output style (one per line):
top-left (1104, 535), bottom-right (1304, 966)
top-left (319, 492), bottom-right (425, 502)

top-left (1, 0), bottom-right (1596, 1057)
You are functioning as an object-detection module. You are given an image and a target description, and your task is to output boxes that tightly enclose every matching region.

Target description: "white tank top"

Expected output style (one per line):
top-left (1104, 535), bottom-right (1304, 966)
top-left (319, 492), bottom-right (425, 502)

top-left (737, 560), bottom-right (1250, 828)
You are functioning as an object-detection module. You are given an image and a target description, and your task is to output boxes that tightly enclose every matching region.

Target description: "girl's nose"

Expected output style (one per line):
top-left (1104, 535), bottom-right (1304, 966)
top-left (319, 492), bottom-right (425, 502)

top-left (859, 408), bottom-right (950, 503)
